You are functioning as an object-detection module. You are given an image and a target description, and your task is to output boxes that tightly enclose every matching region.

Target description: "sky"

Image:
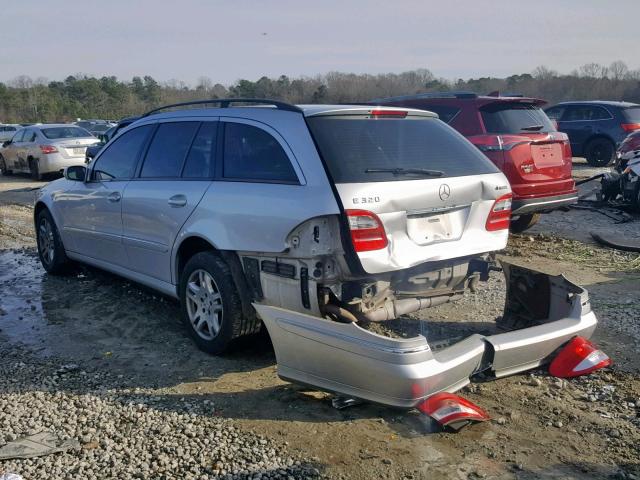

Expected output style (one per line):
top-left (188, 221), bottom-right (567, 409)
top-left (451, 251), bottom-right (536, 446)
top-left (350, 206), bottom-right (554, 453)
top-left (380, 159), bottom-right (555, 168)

top-left (0, 0), bottom-right (639, 86)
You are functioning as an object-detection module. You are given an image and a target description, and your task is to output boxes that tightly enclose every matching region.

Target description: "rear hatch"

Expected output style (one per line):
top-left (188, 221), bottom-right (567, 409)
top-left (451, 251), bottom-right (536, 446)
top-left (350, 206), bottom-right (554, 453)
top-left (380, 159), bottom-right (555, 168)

top-left (470, 100), bottom-right (575, 199)
top-left (306, 107), bottom-right (511, 275)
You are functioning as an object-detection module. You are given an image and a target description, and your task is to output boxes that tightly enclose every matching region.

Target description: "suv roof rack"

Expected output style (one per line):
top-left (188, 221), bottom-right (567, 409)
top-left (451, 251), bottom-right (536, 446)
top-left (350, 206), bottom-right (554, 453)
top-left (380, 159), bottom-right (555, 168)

top-left (371, 91), bottom-right (478, 102)
top-left (142, 98), bottom-right (303, 117)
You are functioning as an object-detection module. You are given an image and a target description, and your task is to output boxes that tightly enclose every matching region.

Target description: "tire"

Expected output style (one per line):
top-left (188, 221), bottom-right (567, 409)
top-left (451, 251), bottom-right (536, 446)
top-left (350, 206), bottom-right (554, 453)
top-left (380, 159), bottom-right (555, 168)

top-left (0, 155), bottom-right (11, 175)
top-left (510, 213), bottom-right (540, 233)
top-left (179, 251), bottom-right (246, 355)
top-left (36, 208), bottom-right (71, 275)
top-left (29, 157), bottom-right (43, 180)
top-left (584, 138), bottom-right (615, 167)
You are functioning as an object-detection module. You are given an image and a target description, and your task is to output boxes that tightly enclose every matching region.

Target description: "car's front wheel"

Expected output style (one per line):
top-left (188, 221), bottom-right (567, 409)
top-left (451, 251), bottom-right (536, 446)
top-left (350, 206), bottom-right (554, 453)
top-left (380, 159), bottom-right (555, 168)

top-left (0, 155), bottom-right (12, 176)
top-left (584, 138), bottom-right (615, 167)
top-left (179, 252), bottom-right (245, 355)
top-left (36, 208), bottom-right (71, 274)
top-left (510, 213), bottom-right (540, 233)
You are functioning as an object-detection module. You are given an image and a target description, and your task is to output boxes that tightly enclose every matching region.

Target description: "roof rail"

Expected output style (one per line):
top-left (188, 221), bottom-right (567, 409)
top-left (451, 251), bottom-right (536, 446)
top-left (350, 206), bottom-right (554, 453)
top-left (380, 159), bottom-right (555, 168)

top-left (141, 98), bottom-right (303, 117)
top-left (487, 91), bottom-right (524, 98)
top-left (371, 91), bottom-right (478, 102)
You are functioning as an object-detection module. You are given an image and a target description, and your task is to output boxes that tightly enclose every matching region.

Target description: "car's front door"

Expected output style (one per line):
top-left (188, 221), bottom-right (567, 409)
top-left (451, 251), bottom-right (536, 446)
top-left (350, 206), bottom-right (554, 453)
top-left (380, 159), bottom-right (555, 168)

top-left (121, 120), bottom-right (216, 282)
top-left (4, 129), bottom-right (25, 171)
top-left (53, 124), bottom-right (154, 266)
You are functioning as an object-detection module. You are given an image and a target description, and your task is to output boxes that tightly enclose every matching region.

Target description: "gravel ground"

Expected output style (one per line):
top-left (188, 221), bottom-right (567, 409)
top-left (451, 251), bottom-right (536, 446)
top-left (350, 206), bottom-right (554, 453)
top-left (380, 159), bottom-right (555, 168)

top-left (1, 169), bottom-right (640, 479)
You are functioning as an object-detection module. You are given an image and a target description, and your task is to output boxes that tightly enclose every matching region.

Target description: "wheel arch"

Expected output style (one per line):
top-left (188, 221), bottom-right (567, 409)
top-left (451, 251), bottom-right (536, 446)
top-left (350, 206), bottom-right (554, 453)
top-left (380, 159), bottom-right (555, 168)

top-left (582, 134), bottom-right (616, 153)
top-left (173, 235), bottom-right (259, 325)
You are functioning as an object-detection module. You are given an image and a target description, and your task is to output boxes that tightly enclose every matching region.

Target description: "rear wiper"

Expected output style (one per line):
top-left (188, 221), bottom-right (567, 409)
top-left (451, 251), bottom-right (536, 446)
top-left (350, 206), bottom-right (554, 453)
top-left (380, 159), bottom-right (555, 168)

top-left (364, 167), bottom-right (444, 177)
top-left (520, 125), bottom-right (544, 131)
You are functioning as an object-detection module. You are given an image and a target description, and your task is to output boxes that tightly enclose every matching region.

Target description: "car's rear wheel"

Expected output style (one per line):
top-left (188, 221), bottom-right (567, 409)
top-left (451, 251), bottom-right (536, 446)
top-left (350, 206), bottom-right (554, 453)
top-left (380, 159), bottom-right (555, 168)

top-left (510, 213), bottom-right (540, 233)
top-left (179, 251), bottom-right (245, 355)
top-left (584, 138), bottom-right (615, 167)
top-left (0, 155), bottom-right (11, 175)
top-left (29, 157), bottom-right (43, 180)
top-left (36, 208), bottom-right (71, 274)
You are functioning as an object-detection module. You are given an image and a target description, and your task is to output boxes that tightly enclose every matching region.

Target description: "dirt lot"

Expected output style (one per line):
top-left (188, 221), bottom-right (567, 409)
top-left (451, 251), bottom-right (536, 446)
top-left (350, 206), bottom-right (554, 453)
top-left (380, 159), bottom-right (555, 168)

top-left (0, 169), bottom-right (639, 479)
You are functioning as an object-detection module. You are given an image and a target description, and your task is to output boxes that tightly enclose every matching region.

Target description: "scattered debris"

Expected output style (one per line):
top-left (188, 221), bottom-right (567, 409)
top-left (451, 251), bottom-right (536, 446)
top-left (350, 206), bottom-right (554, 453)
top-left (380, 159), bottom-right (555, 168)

top-left (591, 232), bottom-right (640, 253)
top-left (0, 432), bottom-right (80, 460)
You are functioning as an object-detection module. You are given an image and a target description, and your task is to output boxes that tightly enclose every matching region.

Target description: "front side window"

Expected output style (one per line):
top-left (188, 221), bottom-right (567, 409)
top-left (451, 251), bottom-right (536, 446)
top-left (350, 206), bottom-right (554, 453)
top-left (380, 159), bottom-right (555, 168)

top-left (11, 130), bottom-right (25, 142)
top-left (223, 122), bottom-right (297, 183)
top-left (545, 106), bottom-right (565, 120)
top-left (92, 125), bottom-right (153, 181)
top-left (141, 122), bottom-right (199, 178)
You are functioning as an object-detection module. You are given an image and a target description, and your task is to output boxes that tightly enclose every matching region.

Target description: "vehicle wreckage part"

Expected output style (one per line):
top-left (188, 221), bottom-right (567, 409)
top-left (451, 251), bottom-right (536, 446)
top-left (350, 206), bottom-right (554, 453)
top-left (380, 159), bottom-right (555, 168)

top-left (548, 336), bottom-right (611, 378)
top-left (254, 261), bottom-right (597, 408)
top-left (591, 232), bottom-right (640, 253)
top-left (416, 392), bottom-right (490, 431)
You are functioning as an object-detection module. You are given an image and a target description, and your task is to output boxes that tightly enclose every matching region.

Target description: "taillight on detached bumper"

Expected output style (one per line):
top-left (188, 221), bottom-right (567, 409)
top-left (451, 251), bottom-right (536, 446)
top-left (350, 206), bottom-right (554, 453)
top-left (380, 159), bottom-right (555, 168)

top-left (549, 336), bottom-right (612, 378)
top-left (345, 209), bottom-right (388, 252)
top-left (485, 193), bottom-right (513, 231)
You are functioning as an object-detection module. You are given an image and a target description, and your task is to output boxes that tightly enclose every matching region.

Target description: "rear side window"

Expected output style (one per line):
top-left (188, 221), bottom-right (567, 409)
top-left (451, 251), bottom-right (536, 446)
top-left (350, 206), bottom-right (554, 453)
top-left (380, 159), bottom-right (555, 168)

top-left (307, 116), bottom-right (498, 183)
top-left (93, 125), bottom-right (153, 181)
top-left (141, 122), bottom-right (199, 178)
top-left (223, 122), bottom-right (297, 183)
top-left (183, 122), bottom-right (217, 178)
top-left (623, 107), bottom-right (640, 123)
top-left (24, 130), bottom-right (37, 142)
top-left (419, 105), bottom-right (461, 124)
top-left (481, 103), bottom-right (555, 133)
top-left (561, 105), bottom-right (612, 121)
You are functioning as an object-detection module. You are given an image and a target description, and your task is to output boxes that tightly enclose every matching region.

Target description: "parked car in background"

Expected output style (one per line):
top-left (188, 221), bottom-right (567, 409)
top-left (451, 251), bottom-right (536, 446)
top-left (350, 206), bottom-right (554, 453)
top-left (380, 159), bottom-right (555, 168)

top-left (85, 116), bottom-right (140, 162)
top-left (75, 119), bottom-right (116, 137)
top-left (545, 101), bottom-right (640, 167)
top-left (33, 99), bottom-right (598, 409)
top-left (0, 124), bottom-right (22, 143)
top-left (0, 124), bottom-right (98, 179)
top-left (375, 92), bottom-right (577, 232)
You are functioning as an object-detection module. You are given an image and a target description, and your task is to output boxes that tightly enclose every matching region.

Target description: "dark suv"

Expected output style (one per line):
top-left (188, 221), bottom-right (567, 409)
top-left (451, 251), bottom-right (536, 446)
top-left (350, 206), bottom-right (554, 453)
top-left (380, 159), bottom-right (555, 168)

top-left (545, 101), bottom-right (640, 167)
top-left (375, 92), bottom-right (577, 232)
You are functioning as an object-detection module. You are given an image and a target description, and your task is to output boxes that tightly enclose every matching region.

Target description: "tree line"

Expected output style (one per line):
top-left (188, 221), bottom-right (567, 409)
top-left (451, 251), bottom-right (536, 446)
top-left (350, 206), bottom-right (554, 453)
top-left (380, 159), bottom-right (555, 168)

top-left (1, 61), bottom-right (639, 123)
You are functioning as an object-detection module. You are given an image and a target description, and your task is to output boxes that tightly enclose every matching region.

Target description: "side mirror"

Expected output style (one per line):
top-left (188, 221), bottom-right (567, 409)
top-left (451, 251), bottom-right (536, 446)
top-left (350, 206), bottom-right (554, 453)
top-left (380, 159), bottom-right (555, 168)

top-left (64, 165), bottom-right (87, 182)
top-left (2, 141), bottom-right (10, 147)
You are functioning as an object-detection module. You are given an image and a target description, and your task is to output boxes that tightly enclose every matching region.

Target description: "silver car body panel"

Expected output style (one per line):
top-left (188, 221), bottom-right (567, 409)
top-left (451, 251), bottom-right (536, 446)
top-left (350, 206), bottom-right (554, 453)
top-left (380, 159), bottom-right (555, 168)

top-left (255, 262), bottom-right (597, 408)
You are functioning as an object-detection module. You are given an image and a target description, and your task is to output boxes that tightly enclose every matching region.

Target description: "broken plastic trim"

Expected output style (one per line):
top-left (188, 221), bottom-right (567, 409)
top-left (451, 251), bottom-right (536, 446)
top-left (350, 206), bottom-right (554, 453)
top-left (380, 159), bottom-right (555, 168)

top-left (548, 336), bottom-right (612, 378)
top-left (417, 392), bottom-right (490, 431)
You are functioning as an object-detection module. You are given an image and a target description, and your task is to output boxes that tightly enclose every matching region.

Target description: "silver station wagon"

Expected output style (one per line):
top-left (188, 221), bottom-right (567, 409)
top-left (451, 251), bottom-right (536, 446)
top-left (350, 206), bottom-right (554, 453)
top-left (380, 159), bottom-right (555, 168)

top-left (34, 99), bottom-right (597, 408)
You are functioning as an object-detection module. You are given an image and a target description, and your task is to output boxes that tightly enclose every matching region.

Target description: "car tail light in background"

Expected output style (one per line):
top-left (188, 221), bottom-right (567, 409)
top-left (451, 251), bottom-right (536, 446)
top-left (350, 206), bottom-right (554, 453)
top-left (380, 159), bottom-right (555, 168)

top-left (485, 194), bottom-right (513, 231)
top-left (345, 209), bottom-right (388, 252)
top-left (621, 123), bottom-right (640, 132)
top-left (39, 145), bottom-right (58, 154)
top-left (549, 336), bottom-right (612, 378)
top-left (369, 109), bottom-right (407, 118)
top-left (417, 392), bottom-right (490, 431)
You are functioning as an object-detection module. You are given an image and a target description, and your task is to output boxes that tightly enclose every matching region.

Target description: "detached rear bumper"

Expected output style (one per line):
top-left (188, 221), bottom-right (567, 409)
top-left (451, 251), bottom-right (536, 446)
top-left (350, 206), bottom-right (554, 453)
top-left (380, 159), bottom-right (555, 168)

top-left (511, 192), bottom-right (578, 215)
top-left (254, 262), bottom-right (597, 408)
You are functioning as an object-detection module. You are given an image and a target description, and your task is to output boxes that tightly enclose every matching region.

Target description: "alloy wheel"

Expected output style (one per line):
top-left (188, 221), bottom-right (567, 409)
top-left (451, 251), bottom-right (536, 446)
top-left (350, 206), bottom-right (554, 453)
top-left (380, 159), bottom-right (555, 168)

top-left (38, 218), bottom-right (55, 266)
top-left (185, 269), bottom-right (224, 340)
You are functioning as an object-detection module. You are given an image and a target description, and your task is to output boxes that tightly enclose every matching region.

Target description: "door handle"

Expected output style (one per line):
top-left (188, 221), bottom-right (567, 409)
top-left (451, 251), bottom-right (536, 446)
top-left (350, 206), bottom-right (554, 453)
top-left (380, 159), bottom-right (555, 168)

top-left (168, 194), bottom-right (187, 207)
top-left (108, 192), bottom-right (121, 202)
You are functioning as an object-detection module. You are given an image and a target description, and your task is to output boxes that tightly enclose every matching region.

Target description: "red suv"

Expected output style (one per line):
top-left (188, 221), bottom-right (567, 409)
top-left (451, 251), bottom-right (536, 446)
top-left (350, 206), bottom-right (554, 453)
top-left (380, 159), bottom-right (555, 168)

top-left (375, 92), bottom-right (578, 232)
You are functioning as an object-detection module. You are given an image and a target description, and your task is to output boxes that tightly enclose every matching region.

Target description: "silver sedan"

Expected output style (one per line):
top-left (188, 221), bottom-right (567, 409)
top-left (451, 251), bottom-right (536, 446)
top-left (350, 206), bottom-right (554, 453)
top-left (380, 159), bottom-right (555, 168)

top-left (0, 124), bottom-right (99, 179)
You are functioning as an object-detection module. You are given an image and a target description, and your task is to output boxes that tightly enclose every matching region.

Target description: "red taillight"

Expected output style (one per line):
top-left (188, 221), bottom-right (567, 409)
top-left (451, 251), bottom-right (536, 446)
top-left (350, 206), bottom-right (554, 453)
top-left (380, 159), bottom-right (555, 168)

top-left (485, 193), bottom-right (512, 231)
top-left (549, 336), bottom-right (612, 378)
top-left (39, 145), bottom-right (58, 154)
top-left (345, 209), bottom-right (388, 252)
top-left (369, 109), bottom-right (407, 118)
top-left (621, 123), bottom-right (640, 132)
top-left (417, 392), bottom-right (490, 431)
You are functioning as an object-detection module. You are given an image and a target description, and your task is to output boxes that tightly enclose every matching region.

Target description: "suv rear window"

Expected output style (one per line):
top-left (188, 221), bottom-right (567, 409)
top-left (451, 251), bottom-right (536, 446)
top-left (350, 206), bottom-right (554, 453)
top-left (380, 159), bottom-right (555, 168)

top-left (480, 103), bottom-right (555, 134)
top-left (306, 116), bottom-right (498, 183)
top-left (623, 107), bottom-right (640, 123)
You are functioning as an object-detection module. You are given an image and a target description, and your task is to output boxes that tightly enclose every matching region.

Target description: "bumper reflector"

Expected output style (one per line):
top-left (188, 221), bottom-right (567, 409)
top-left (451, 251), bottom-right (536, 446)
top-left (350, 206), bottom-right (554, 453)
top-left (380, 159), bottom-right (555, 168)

top-left (417, 392), bottom-right (490, 431)
top-left (549, 336), bottom-right (612, 378)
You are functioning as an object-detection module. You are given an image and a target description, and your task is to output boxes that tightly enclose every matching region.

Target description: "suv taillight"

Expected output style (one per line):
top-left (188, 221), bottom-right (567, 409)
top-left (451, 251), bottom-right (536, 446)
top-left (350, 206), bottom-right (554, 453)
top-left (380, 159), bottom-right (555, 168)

top-left (39, 145), bottom-right (58, 154)
top-left (621, 123), bottom-right (640, 132)
top-left (485, 194), bottom-right (512, 231)
top-left (345, 209), bottom-right (388, 252)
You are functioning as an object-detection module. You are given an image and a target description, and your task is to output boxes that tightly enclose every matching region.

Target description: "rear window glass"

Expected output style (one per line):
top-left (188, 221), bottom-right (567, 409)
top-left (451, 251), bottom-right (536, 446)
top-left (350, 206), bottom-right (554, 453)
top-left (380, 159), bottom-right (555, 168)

top-left (42, 126), bottom-right (92, 139)
top-left (307, 116), bottom-right (498, 183)
top-left (623, 107), bottom-right (640, 123)
top-left (481, 103), bottom-right (555, 134)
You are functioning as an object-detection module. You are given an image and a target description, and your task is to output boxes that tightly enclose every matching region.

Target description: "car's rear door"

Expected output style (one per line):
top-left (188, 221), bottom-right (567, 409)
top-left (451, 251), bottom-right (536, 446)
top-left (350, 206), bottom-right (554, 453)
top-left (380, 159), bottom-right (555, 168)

top-left (120, 120), bottom-right (216, 283)
top-left (306, 109), bottom-right (510, 275)
top-left (54, 124), bottom-right (154, 265)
